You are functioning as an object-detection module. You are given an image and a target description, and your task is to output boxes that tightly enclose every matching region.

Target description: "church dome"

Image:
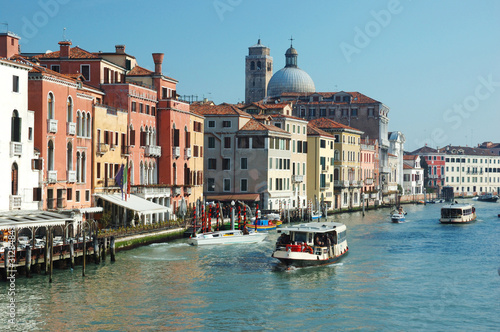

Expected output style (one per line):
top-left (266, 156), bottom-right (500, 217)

top-left (267, 67), bottom-right (315, 98)
top-left (267, 43), bottom-right (315, 98)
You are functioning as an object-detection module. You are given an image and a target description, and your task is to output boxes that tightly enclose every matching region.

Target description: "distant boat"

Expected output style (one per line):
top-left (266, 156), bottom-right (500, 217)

top-left (477, 193), bottom-right (498, 202)
top-left (391, 207), bottom-right (407, 223)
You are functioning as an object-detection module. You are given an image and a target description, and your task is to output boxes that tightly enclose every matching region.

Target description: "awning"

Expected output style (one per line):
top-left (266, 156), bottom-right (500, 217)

top-left (78, 207), bottom-right (103, 213)
top-left (95, 193), bottom-right (170, 215)
top-left (205, 193), bottom-right (260, 202)
top-left (0, 211), bottom-right (72, 230)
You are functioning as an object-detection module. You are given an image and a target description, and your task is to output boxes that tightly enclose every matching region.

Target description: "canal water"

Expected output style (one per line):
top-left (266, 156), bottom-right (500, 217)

top-left (2, 200), bottom-right (499, 331)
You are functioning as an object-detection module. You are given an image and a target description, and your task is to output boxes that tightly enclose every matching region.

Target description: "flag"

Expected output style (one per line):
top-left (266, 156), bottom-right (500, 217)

top-left (123, 163), bottom-right (128, 201)
top-left (126, 163), bottom-right (131, 200)
top-left (114, 164), bottom-right (124, 199)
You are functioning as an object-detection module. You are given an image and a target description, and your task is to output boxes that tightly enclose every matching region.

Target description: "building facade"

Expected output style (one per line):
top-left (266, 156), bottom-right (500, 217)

top-left (245, 40), bottom-right (273, 103)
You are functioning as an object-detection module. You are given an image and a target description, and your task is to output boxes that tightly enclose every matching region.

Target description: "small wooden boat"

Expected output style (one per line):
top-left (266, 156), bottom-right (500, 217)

top-left (246, 218), bottom-right (277, 232)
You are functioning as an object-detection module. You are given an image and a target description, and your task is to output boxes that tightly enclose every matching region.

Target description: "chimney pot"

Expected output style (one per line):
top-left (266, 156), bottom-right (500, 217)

top-left (58, 40), bottom-right (72, 58)
top-left (115, 45), bottom-right (125, 54)
top-left (152, 53), bottom-right (164, 74)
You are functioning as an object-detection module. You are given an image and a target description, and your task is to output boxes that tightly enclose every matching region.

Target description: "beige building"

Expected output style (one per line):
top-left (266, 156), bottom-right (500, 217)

top-left (187, 112), bottom-right (205, 207)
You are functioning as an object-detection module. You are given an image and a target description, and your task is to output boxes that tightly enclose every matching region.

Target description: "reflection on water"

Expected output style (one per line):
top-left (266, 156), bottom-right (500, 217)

top-left (1, 200), bottom-right (499, 330)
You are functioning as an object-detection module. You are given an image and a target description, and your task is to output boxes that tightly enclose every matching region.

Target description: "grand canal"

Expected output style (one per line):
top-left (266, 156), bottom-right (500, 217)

top-left (2, 200), bottom-right (499, 331)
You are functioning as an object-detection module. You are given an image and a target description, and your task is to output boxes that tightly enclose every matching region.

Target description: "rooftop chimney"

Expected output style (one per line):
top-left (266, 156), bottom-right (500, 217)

top-left (152, 53), bottom-right (164, 74)
top-left (115, 45), bottom-right (125, 54)
top-left (0, 32), bottom-right (20, 58)
top-left (59, 40), bottom-right (72, 58)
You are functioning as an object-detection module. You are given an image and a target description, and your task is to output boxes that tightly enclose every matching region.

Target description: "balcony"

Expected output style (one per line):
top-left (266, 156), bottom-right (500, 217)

top-left (47, 170), bottom-right (57, 183)
top-left (145, 145), bottom-right (162, 157)
top-left (334, 180), bottom-right (349, 187)
top-left (185, 187), bottom-right (192, 195)
top-left (97, 143), bottom-right (108, 155)
top-left (10, 141), bottom-right (22, 157)
top-left (47, 119), bottom-right (58, 133)
top-left (173, 187), bottom-right (181, 196)
top-left (67, 170), bottom-right (77, 183)
top-left (9, 195), bottom-right (22, 210)
top-left (292, 175), bottom-right (304, 183)
top-left (350, 180), bottom-right (361, 187)
top-left (364, 178), bottom-right (374, 185)
top-left (67, 122), bottom-right (76, 135)
top-left (131, 185), bottom-right (171, 197)
top-left (121, 145), bottom-right (130, 156)
top-left (172, 146), bottom-right (180, 158)
top-left (185, 148), bottom-right (192, 159)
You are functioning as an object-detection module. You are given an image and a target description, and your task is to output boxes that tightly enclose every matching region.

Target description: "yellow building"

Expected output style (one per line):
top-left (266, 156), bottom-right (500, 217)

top-left (306, 124), bottom-right (335, 210)
top-left (309, 118), bottom-right (363, 210)
top-left (188, 112), bottom-right (205, 208)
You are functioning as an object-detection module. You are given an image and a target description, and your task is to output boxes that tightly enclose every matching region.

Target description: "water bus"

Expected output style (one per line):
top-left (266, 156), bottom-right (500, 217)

top-left (188, 229), bottom-right (267, 246)
top-left (440, 203), bottom-right (476, 224)
top-left (271, 222), bottom-right (348, 267)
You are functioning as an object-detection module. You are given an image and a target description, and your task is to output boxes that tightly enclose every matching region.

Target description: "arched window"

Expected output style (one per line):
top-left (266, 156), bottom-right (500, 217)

top-left (11, 163), bottom-right (18, 196)
top-left (86, 113), bottom-right (91, 138)
top-left (334, 168), bottom-right (339, 181)
top-left (81, 152), bottom-right (86, 182)
top-left (82, 112), bottom-right (87, 138)
top-left (334, 150), bottom-right (340, 161)
top-left (250, 61), bottom-right (255, 70)
top-left (184, 163), bottom-right (189, 185)
top-left (67, 142), bottom-right (73, 170)
top-left (48, 140), bottom-right (55, 171)
top-left (140, 161), bottom-right (144, 185)
top-left (48, 92), bottom-right (54, 119)
top-left (11, 110), bottom-right (21, 142)
top-left (76, 110), bottom-right (81, 136)
top-left (129, 161), bottom-right (134, 185)
top-left (76, 152), bottom-right (81, 182)
top-left (67, 97), bottom-right (73, 122)
top-left (257, 61), bottom-right (261, 70)
top-left (149, 162), bottom-right (153, 184)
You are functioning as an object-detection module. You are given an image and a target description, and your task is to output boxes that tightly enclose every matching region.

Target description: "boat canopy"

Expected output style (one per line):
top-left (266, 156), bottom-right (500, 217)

top-left (279, 222), bottom-right (345, 233)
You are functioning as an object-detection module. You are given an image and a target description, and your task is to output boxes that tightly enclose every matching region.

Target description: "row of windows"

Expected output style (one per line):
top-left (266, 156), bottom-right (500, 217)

top-left (300, 108), bottom-right (375, 118)
top-left (207, 177), bottom-right (247, 192)
top-left (446, 157), bottom-right (499, 164)
top-left (447, 177), bottom-right (500, 183)
top-left (403, 174), bottom-right (421, 181)
top-left (207, 158), bottom-right (248, 171)
top-left (46, 188), bottom-right (91, 207)
top-left (269, 158), bottom-right (291, 170)
top-left (445, 166), bottom-right (500, 173)
top-left (131, 101), bottom-right (156, 116)
top-left (269, 178), bottom-right (290, 191)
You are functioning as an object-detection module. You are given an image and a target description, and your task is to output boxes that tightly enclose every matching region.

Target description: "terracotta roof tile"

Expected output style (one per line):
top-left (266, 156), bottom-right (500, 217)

top-left (307, 124), bottom-right (334, 138)
top-left (239, 119), bottom-right (289, 134)
top-left (388, 153), bottom-right (398, 157)
top-left (10, 55), bottom-right (80, 83)
top-left (35, 46), bottom-right (100, 60)
top-left (128, 65), bottom-right (153, 75)
top-left (190, 103), bottom-right (250, 117)
top-left (403, 163), bottom-right (413, 169)
top-left (308, 117), bottom-right (362, 132)
top-left (281, 91), bottom-right (380, 104)
top-left (403, 155), bottom-right (418, 161)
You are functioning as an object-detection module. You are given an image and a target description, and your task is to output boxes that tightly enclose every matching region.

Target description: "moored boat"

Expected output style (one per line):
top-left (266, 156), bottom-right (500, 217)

top-left (477, 193), bottom-right (499, 202)
top-left (188, 229), bottom-right (267, 246)
top-left (271, 222), bottom-right (348, 267)
top-left (246, 218), bottom-right (277, 232)
top-left (440, 203), bottom-right (476, 224)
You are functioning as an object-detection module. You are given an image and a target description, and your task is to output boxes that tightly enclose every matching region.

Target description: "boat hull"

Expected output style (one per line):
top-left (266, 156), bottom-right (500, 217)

top-left (272, 249), bottom-right (348, 267)
top-left (188, 231), bottom-right (267, 246)
top-left (439, 214), bottom-right (476, 224)
top-left (391, 213), bottom-right (406, 223)
top-left (246, 223), bottom-right (276, 232)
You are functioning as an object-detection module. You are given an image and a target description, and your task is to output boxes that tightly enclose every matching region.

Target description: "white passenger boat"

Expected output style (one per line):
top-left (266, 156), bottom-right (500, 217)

top-left (187, 229), bottom-right (267, 246)
top-left (440, 203), bottom-right (476, 224)
top-left (391, 207), bottom-right (407, 223)
top-left (271, 222), bottom-right (348, 267)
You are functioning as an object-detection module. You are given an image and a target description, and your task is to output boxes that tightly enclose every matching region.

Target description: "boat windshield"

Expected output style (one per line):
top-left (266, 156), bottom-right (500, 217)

top-left (441, 208), bottom-right (464, 218)
top-left (293, 232), bottom-right (307, 243)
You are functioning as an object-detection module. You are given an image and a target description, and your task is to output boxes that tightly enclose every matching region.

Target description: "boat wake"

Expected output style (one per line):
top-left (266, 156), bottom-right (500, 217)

top-left (131, 255), bottom-right (186, 261)
top-left (149, 242), bottom-right (190, 248)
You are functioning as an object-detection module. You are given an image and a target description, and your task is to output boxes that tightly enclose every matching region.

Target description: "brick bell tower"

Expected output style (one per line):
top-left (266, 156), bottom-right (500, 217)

top-left (245, 39), bottom-right (273, 103)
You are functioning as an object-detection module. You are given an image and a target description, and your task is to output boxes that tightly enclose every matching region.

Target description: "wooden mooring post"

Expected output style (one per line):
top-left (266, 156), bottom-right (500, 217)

top-left (82, 233), bottom-right (86, 277)
top-left (49, 232), bottom-right (53, 283)
top-left (44, 235), bottom-right (49, 275)
top-left (93, 235), bottom-right (100, 264)
top-left (3, 248), bottom-right (9, 281)
top-left (69, 239), bottom-right (74, 269)
top-left (101, 238), bottom-right (106, 261)
top-left (110, 236), bottom-right (116, 262)
top-left (25, 245), bottom-right (32, 278)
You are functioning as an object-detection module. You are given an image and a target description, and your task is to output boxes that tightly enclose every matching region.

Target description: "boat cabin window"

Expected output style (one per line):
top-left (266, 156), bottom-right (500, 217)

top-left (441, 208), bottom-right (463, 218)
top-left (293, 232), bottom-right (307, 244)
top-left (337, 230), bottom-right (347, 244)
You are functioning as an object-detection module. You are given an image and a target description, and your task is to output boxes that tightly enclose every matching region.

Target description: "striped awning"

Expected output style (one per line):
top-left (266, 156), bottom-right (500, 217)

top-left (0, 211), bottom-right (72, 230)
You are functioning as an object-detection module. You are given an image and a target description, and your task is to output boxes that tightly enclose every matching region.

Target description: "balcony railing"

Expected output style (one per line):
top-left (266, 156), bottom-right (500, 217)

top-left (121, 145), bottom-right (130, 156)
top-left (334, 180), bottom-right (349, 187)
top-left (48, 170), bottom-right (57, 183)
top-left (185, 187), bottom-right (192, 195)
top-left (292, 175), bottom-right (304, 183)
top-left (185, 148), bottom-right (192, 159)
top-left (10, 141), bottom-right (22, 157)
top-left (131, 185), bottom-right (171, 196)
top-left (145, 145), bottom-right (162, 157)
top-left (173, 146), bottom-right (180, 158)
top-left (67, 122), bottom-right (76, 135)
top-left (47, 119), bottom-right (58, 133)
top-left (97, 143), bottom-right (108, 155)
top-left (364, 178), bottom-right (374, 185)
top-left (9, 195), bottom-right (22, 210)
top-left (350, 180), bottom-right (361, 187)
top-left (67, 170), bottom-right (77, 183)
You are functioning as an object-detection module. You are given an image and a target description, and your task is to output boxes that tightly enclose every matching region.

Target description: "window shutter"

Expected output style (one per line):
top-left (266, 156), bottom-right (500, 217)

top-left (173, 129), bottom-right (179, 147)
top-left (130, 130), bottom-right (136, 146)
top-left (33, 187), bottom-right (42, 201)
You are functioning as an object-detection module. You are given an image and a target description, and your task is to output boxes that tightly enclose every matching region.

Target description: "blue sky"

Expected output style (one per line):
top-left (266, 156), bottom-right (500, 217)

top-left (2, 0), bottom-right (499, 151)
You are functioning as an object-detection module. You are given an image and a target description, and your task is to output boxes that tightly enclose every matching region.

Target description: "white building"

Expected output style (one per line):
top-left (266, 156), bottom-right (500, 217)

top-left (402, 155), bottom-right (424, 195)
top-left (0, 59), bottom-right (41, 211)
top-left (440, 145), bottom-right (500, 196)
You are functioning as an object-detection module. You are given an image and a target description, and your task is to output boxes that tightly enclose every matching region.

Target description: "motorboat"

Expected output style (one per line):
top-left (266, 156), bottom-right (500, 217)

top-left (271, 222), bottom-right (348, 267)
top-left (187, 229), bottom-right (267, 246)
top-left (246, 218), bottom-right (277, 232)
top-left (440, 203), bottom-right (476, 224)
top-left (391, 207), bottom-right (407, 223)
top-left (477, 193), bottom-right (498, 202)
top-left (311, 211), bottom-right (322, 221)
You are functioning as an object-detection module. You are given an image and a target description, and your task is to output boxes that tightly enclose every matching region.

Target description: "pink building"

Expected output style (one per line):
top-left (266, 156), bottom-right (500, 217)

top-left (360, 139), bottom-right (378, 194)
top-left (411, 145), bottom-right (446, 192)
